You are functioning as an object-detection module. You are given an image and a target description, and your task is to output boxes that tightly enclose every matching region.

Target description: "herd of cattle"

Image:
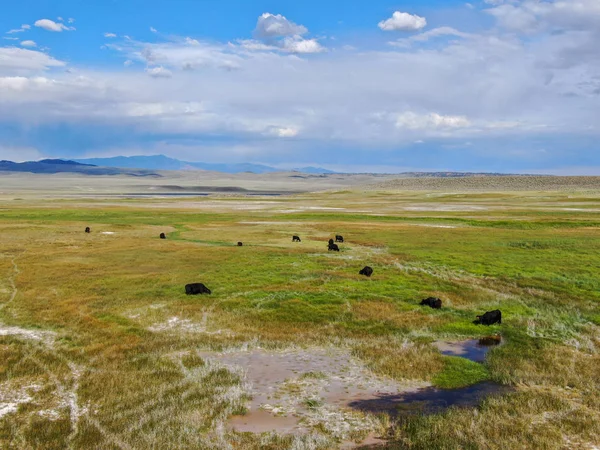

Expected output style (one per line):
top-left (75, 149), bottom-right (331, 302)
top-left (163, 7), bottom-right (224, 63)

top-left (84, 227), bottom-right (503, 326)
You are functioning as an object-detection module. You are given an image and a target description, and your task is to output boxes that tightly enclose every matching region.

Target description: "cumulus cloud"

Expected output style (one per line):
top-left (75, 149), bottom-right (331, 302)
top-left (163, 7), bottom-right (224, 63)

top-left (145, 66), bottom-right (172, 78)
top-left (2, 3), bottom-right (600, 169)
top-left (255, 13), bottom-right (308, 38)
top-left (0, 48), bottom-right (65, 74)
top-left (34, 19), bottom-right (75, 32)
top-left (280, 36), bottom-right (324, 54)
top-left (378, 11), bottom-right (427, 31)
top-left (20, 40), bottom-right (36, 47)
top-left (104, 32), bottom-right (117, 38)
top-left (249, 13), bottom-right (323, 54)
top-left (150, 27), bottom-right (158, 33)
top-left (6, 24), bottom-right (31, 34)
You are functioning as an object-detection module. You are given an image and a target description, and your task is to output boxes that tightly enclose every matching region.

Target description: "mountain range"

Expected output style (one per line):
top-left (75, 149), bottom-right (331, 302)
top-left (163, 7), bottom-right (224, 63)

top-left (74, 155), bottom-right (336, 174)
top-left (0, 159), bottom-right (161, 176)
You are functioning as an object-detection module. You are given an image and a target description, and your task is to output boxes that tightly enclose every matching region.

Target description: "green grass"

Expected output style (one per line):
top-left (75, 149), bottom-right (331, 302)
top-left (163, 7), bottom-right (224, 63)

top-left (0, 190), bottom-right (599, 449)
top-left (432, 356), bottom-right (490, 389)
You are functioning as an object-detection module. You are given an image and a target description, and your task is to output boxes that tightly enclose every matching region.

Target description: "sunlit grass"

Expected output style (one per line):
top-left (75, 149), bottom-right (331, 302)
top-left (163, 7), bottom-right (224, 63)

top-left (0, 190), bottom-right (599, 448)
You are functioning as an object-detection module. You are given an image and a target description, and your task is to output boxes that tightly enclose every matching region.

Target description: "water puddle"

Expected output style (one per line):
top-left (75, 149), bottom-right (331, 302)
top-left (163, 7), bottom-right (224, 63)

top-left (433, 337), bottom-right (502, 363)
top-left (229, 409), bottom-right (304, 434)
top-left (348, 382), bottom-right (513, 417)
top-left (201, 342), bottom-right (512, 442)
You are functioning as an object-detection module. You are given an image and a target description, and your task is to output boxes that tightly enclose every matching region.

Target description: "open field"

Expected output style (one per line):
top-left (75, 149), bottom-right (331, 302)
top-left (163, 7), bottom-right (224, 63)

top-left (1, 175), bottom-right (599, 449)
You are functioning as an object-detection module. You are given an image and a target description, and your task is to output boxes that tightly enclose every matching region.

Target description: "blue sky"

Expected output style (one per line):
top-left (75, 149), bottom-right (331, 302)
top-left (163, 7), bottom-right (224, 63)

top-left (1, 0), bottom-right (599, 173)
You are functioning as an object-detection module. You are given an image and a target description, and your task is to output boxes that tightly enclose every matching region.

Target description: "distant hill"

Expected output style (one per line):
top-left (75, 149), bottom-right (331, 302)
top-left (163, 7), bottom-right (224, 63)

top-left (74, 155), bottom-right (336, 174)
top-left (0, 159), bottom-right (161, 177)
top-left (294, 167), bottom-right (336, 174)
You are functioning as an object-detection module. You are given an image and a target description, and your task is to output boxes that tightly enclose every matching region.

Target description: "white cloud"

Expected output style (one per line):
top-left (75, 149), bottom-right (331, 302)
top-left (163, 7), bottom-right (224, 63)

top-left (6, 24), bottom-right (31, 34)
top-left (20, 40), bottom-right (37, 48)
top-left (485, 0), bottom-right (600, 32)
top-left (68, 18), bottom-right (75, 24)
top-left (150, 27), bottom-right (158, 33)
top-left (237, 39), bottom-right (277, 52)
top-left (266, 126), bottom-right (299, 137)
top-left (104, 32), bottom-right (117, 38)
top-left (255, 13), bottom-right (308, 38)
top-left (145, 66), bottom-right (172, 78)
top-left (3, 37), bottom-right (19, 41)
top-left (0, 48), bottom-right (65, 74)
top-left (390, 27), bottom-right (472, 47)
top-left (124, 60), bottom-right (134, 67)
top-left (281, 37), bottom-right (324, 54)
top-left (396, 112), bottom-right (471, 130)
top-left (247, 13), bottom-right (323, 54)
top-left (34, 19), bottom-right (75, 32)
top-left (378, 11), bottom-right (427, 31)
top-left (1, 6), bottom-right (600, 166)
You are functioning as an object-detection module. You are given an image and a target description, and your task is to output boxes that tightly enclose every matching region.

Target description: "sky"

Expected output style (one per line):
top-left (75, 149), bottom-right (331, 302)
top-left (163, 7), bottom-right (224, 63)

top-left (0, 0), bottom-right (599, 173)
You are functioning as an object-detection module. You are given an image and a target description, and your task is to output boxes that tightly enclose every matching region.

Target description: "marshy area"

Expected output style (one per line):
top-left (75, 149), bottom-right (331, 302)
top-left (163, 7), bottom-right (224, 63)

top-left (0, 185), bottom-right (599, 449)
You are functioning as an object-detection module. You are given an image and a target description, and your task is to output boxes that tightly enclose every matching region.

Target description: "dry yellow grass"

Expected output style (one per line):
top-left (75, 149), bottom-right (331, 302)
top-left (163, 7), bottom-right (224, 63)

top-left (0, 188), bottom-right (599, 449)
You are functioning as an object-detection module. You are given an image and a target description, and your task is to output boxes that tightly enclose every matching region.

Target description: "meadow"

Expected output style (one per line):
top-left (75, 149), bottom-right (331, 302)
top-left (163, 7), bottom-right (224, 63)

top-left (0, 187), bottom-right (599, 449)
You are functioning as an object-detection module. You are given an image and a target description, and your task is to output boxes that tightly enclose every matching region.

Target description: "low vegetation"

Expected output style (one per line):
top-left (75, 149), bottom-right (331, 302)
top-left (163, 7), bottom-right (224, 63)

top-left (0, 188), bottom-right (599, 449)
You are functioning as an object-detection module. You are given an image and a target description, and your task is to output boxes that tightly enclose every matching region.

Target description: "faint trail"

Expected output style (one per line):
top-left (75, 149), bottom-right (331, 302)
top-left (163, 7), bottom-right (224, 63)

top-left (1, 255), bottom-right (21, 312)
top-left (66, 362), bottom-right (83, 449)
top-left (394, 261), bottom-right (519, 301)
top-left (85, 416), bottom-right (135, 450)
top-left (23, 348), bottom-right (133, 450)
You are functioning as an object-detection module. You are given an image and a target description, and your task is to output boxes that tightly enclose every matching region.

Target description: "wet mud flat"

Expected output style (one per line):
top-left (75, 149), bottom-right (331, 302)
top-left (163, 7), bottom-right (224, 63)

top-left (200, 340), bottom-right (511, 443)
top-left (200, 347), bottom-right (414, 437)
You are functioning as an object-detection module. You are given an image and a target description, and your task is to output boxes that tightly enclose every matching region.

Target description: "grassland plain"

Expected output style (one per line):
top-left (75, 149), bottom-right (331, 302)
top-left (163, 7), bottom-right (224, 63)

top-left (0, 187), bottom-right (599, 449)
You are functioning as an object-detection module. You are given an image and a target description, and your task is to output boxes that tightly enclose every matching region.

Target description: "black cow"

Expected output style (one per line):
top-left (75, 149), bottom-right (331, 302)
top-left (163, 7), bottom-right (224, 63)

top-left (328, 243), bottom-right (340, 252)
top-left (237, 242), bottom-right (243, 247)
top-left (335, 235), bottom-right (344, 243)
top-left (293, 236), bottom-right (301, 242)
top-left (185, 283), bottom-right (211, 295)
top-left (359, 266), bottom-right (373, 277)
top-left (160, 233), bottom-right (166, 239)
top-left (328, 238), bottom-right (334, 245)
top-left (85, 227), bottom-right (91, 233)
top-left (420, 297), bottom-right (442, 309)
top-left (475, 310), bottom-right (502, 325)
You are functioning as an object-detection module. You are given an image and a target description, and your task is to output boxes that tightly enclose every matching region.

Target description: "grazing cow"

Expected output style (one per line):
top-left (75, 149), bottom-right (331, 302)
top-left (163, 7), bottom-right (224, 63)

top-left (335, 235), bottom-right (344, 243)
top-left (328, 239), bottom-right (335, 245)
top-left (420, 297), bottom-right (442, 309)
top-left (359, 266), bottom-right (373, 277)
top-left (185, 283), bottom-right (211, 295)
top-left (237, 242), bottom-right (243, 247)
top-left (475, 310), bottom-right (502, 325)
top-left (478, 335), bottom-right (502, 346)
top-left (293, 235), bottom-right (301, 242)
top-left (160, 233), bottom-right (166, 239)
top-left (328, 243), bottom-right (340, 252)
top-left (85, 227), bottom-right (91, 233)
